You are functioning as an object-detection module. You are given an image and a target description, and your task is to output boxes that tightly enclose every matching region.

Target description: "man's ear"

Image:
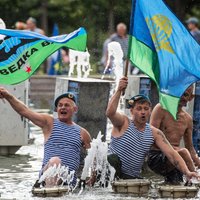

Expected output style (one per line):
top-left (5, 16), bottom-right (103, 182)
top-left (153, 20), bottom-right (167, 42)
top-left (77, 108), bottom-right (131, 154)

top-left (189, 94), bottom-right (195, 101)
top-left (74, 106), bottom-right (78, 113)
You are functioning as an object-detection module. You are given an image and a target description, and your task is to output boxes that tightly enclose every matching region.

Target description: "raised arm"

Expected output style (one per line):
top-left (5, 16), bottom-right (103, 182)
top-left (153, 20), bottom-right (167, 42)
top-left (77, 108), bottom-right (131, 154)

top-left (0, 87), bottom-right (51, 129)
top-left (106, 77), bottom-right (128, 127)
top-left (184, 114), bottom-right (200, 168)
top-left (152, 126), bottom-right (199, 180)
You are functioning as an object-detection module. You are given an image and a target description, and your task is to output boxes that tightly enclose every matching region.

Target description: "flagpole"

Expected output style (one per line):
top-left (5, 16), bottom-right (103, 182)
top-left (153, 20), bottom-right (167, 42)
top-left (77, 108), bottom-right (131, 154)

top-left (122, 59), bottom-right (129, 95)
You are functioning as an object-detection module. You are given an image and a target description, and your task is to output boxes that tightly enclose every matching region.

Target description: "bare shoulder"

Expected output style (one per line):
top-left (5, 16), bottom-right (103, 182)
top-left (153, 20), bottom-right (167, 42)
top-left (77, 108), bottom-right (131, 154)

top-left (80, 127), bottom-right (91, 149)
top-left (42, 113), bottom-right (54, 124)
top-left (80, 127), bottom-right (91, 138)
top-left (150, 125), bottom-right (164, 139)
top-left (151, 103), bottom-right (167, 117)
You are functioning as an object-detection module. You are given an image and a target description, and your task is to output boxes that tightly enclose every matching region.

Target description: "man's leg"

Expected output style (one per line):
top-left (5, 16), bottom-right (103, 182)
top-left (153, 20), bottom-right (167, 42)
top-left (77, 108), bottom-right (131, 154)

top-left (42, 157), bottom-right (62, 187)
top-left (147, 150), bottom-right (183, 184)
top-left (107, 154), bottom-right (122, 179)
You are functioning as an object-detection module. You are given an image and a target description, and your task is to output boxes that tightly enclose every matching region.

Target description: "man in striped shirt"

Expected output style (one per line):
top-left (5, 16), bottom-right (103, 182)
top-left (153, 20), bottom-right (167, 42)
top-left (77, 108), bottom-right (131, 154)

top-left (106, 77), bottom-right (199, 182)
top-left (0, 88), bottom-right (91, 187)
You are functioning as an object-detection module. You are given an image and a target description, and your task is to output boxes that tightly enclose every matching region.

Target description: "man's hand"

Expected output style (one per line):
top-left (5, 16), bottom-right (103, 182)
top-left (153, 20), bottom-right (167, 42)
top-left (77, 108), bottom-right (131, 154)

top-left (86, 173), bottom-right (96, 187)
top-left (0, 87), bottom-right (9, 99)
top-left (185, 171), bottom-right (200, 182)
top-left (117, 77), bottom-right (128, 92)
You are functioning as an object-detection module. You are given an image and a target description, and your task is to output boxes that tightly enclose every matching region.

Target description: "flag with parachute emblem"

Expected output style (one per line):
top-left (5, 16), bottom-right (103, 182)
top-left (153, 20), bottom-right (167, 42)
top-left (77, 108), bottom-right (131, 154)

top-left (128, 0), bottom-right (200, 119)
top-left (0, 27), bottom-right (87, 85)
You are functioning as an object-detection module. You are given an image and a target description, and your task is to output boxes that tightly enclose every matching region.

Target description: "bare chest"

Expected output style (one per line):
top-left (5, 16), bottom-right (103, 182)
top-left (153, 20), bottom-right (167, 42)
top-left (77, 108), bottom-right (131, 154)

top-left (160, 117), bottom-right (188, 144)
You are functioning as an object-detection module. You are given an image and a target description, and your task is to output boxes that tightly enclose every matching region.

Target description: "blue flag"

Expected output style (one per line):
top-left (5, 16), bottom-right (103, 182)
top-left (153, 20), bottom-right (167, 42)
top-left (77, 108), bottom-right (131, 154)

top-left (0, 27), bottom-right (87, 84)
top-left (128, 0), bottom-right (200, 119)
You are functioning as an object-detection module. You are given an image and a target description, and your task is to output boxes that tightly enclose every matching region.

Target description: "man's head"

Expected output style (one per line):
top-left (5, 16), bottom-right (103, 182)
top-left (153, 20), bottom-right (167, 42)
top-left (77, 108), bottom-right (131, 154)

top-left (116, 23), bottom-right (127, 37)
top-left (26, 17), bottom-right (37, 31)
top-left (186, 17), bottom-right (199, 31)
top-left (179, 85), bottom-right (194, 108)
top-left (54, 92), bottom-right (77, 122)
top-left (128, 95), bottom-right (152, 124)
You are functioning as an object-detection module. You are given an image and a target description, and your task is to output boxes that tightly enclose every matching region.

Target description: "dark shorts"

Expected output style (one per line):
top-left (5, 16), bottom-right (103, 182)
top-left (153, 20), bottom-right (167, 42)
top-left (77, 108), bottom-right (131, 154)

top-left (147, 150), bottom-right (183, 184)
top-left (107, 154), bottom-right (143, 179)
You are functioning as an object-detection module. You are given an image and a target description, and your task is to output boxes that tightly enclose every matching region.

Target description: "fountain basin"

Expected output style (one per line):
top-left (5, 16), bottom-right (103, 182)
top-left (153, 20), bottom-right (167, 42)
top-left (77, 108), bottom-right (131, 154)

top-left (112, 179), bottom-right (150, 197)
top-left (158, 185), bottom-right (198, 198)
top-left (32, 187), bottom-right (69, 197)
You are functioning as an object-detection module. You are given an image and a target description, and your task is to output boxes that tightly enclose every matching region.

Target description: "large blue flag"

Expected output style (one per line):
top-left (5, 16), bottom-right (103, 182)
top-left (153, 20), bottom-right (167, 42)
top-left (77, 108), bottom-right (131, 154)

top-left (128, 0), bottom-right (200, 119)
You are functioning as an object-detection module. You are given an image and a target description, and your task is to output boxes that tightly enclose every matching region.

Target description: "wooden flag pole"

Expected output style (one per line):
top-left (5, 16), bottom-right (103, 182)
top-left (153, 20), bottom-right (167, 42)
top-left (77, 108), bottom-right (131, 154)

top-left (122, 59), bottom-right (129, 95)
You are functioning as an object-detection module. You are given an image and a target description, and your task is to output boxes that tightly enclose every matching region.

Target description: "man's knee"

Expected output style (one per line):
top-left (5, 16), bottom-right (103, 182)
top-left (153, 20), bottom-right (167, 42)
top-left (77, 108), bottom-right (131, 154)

top-left (47, 156), bottom-right (62, 167)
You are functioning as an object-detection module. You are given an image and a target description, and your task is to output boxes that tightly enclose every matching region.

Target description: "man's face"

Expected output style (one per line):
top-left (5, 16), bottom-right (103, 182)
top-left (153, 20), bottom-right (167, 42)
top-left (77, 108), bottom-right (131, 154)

top-left (187, 23), bottom-right (196, 31)
top-left (56, 98), bottom-right (77, 122)
top-left (117, 26), bottom-right (127, 37)
top-left (130, 102), bottom-right (151, 124)
top-left (26, 20), bottom-right (35, 30)
top-left (179, 86), bottom-right (194, 107)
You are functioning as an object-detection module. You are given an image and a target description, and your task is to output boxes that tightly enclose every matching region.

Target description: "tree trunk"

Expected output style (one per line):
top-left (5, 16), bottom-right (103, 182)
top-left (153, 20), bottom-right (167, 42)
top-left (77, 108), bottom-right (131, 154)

top-left (108, 0), bottom-right (115, 34)
top-left (41, 0), bottom-right (48, 35)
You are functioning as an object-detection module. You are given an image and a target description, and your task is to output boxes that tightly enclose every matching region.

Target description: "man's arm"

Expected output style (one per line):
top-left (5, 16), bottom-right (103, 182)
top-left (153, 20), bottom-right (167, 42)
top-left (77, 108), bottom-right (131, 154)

top-left (0, 87), bottom-right (51, 129)
top-left (184, 114), bottom-right (200, 168)
top-left (152, 126), bottom-right (198, 179)
top-left (106, 77), bottom-right (128, 127)
top-left (81, 128), bottom-right (91, 149)
top-left (150, 103), bottom-right (164, 128)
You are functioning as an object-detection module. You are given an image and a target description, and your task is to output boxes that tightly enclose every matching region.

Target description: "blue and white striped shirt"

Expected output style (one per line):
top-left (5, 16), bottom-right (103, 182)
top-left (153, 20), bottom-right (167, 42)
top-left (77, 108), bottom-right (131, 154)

top-left (41, 119), bottom-right (82, 183)
top-left (108, 121), bottom-right (154, 177)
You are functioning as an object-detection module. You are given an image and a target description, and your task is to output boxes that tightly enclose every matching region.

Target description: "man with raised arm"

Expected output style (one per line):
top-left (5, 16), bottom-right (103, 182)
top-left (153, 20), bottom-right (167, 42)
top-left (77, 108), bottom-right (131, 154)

top-left (0, 88), bottom-right (91, 187)
top-left (147, 85), bottom-right (200, 184)
top-left (106, 77), bottom-right (199, 182)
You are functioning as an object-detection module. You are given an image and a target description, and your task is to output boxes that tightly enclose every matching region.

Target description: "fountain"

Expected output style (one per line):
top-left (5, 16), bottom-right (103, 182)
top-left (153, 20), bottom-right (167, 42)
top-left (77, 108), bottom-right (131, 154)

top-left (102, 41), bottom-right (124, 84)
top-left (68, 49), bottom-right (92, 78)
top-left (32, 164), bottom-right (75, 197)
top-left (80, 132), bottom-right (115, 188)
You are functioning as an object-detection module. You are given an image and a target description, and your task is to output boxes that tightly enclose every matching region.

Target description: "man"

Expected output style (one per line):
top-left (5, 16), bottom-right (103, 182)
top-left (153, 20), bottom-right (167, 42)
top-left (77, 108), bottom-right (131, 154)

top-left (147, 85), bottom-right (200, 184)
top-left (186, 17), bottom-right (200, 44)
top-left (106, 77), bottom-right (198, 181)
top-left (26, 17), bottom-right (45, 35)
top-left (101, 23), bottom-right (128, 70)
top-left (0, 88), bottom-right (91, 187)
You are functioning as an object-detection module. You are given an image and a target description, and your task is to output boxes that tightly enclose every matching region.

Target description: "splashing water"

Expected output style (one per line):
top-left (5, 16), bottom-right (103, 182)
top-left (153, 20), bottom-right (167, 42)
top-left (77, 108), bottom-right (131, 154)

top-left (81, 132), bottom-right (115, 187)
top-left (38, 163), bottom-right (75, 189)
top-left (104, 41), bottom-right (124, 84)
top-left (68, 49), bottom-right (92, 78)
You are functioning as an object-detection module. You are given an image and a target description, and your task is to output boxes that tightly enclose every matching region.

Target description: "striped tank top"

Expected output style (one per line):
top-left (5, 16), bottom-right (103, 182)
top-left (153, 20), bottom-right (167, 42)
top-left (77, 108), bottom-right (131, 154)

top-left (108, 121), bottom-right (154, 177)
top-left (41, 119), bottom-right (82, 183)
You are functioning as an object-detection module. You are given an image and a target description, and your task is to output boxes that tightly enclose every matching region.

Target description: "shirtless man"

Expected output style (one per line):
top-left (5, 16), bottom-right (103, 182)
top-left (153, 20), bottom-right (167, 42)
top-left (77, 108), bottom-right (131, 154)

top-left (106, 77), bottom-right (199, 181)
top-left (0, 88), bottom-right (91, 187)
top-left (147, 85), bottom-right (200, 184)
